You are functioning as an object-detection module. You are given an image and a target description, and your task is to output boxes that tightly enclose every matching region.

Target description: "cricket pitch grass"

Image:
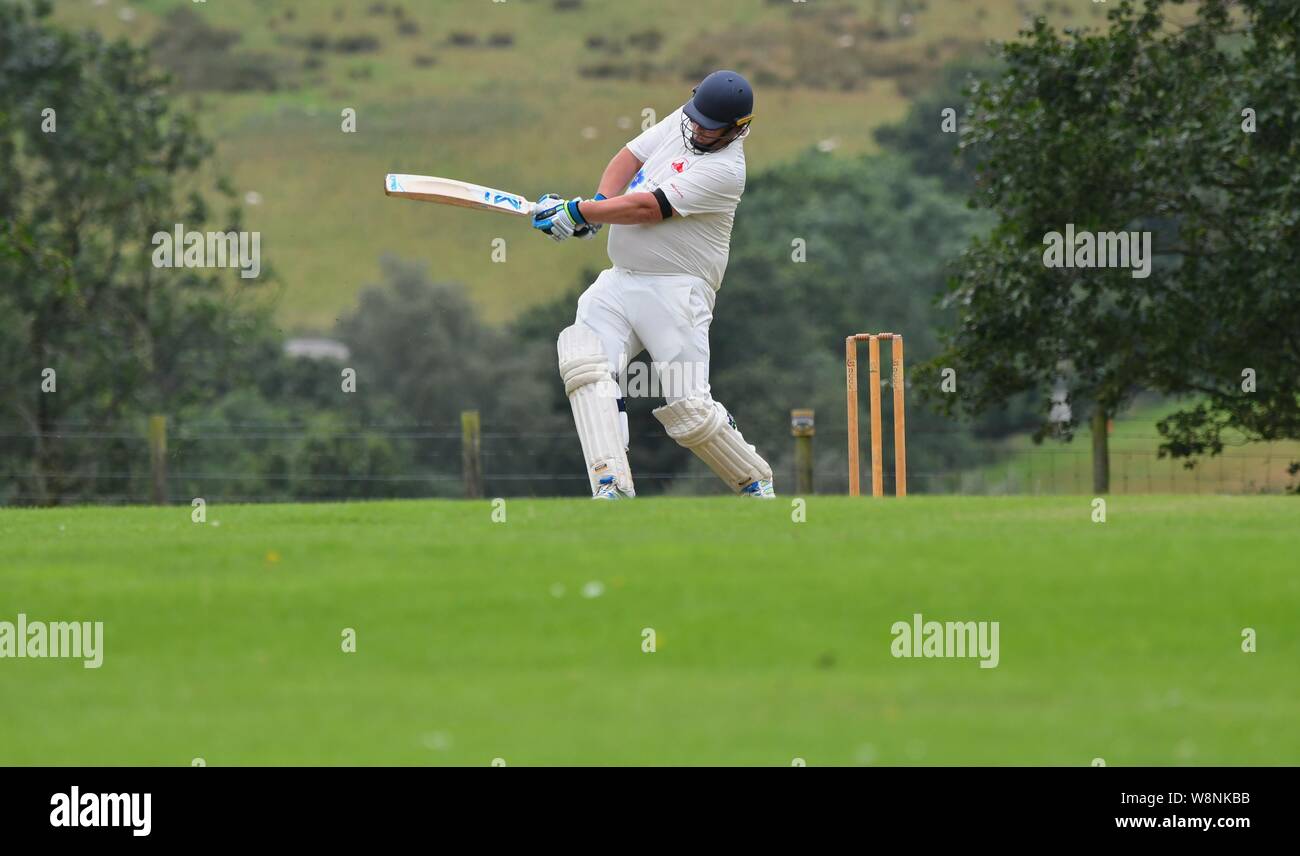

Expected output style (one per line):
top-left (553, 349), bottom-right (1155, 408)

top-left (2, 496), bottom-right (1296, 765)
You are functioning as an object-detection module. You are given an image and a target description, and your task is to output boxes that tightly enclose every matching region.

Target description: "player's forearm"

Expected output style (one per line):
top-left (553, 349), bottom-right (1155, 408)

top-left (596, 147), bottom-right (643, 199)
top-left (577, 193), bottom-right (663, 225)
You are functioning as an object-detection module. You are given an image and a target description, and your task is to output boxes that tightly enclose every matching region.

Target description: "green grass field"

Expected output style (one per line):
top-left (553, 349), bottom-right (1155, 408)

top-left (2, 495), bottom-right (1296, 765)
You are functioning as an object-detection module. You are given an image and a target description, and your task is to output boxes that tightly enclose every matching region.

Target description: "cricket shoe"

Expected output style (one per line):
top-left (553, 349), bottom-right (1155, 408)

top-left (592, 476), bottom-right (635, 500)
top-left (740, 478), bottom-right (775, 498)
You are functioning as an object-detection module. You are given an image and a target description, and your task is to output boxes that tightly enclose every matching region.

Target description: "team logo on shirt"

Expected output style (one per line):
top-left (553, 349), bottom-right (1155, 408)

top-left (671, 158), bottom-right (689, 173)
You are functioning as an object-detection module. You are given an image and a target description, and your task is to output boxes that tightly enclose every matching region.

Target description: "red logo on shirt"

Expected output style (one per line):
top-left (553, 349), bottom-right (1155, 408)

top-left (671, 158), bottom-right (688, 173)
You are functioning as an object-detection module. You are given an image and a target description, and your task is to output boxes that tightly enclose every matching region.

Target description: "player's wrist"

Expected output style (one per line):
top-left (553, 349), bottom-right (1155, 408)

top-left (567, 198), bottom-right (589, 226)
top-left (577, 191), bottom-right (605, 223)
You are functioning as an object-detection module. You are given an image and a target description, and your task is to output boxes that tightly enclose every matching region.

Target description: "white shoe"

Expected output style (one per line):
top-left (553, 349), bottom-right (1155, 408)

top-left (740, 478), bottom-right (775, 498)
top-left (592, 476), bottom-right (635, 500)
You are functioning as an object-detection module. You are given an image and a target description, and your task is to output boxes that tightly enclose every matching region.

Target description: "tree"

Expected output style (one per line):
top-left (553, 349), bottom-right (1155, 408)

top-left (920, 0), bottom-right (1300, 492)
top-left (0, 1), bottom-right (277, 504)
top-left (874, 54), bottom-right (1002, 195)
top-left (337, 257), bottom-right (581, 497)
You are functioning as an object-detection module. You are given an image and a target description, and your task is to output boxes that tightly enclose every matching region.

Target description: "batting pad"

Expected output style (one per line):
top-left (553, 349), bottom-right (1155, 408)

top-left (653, 397), bottom-right (772, 492)
top-left (557, 324), bottom-right (634, 495)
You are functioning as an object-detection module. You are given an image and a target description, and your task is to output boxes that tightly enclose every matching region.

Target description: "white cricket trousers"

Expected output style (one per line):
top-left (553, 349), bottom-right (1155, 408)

top-left (574, 266), bottom-right (717, 404)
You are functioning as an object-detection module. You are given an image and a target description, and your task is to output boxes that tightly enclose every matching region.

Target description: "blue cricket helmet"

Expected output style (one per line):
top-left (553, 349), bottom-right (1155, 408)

top-left (683, 70), bottom-right (754, 131)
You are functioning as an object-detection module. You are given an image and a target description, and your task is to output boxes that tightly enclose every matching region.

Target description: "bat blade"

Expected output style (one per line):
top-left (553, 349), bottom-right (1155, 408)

top-left (384, 174), bottom-right (536, 217)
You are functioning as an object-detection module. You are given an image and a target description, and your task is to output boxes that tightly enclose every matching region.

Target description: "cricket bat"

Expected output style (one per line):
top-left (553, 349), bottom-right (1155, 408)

top-left (384, 174), bottom-right (536, 217)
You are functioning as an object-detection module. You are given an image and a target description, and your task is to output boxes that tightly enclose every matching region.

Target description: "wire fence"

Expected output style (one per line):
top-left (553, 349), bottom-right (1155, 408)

top-left (1, 418), bottom-right (1296, 505)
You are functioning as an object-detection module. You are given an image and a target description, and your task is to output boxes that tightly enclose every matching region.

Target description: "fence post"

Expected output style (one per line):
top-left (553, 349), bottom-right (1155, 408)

top-left (1090, 408), bottom-right (1110, 494)
top-left (791, 409), bottom-right (815, 495)
top-left (461, 410), bottom-right (483, 499)
top-left (148, 414), bottom-right (167, 505)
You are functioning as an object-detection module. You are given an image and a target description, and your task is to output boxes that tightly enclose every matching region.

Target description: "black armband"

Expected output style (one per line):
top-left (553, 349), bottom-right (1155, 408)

top-left (652, 187), bottom-right (674, 220)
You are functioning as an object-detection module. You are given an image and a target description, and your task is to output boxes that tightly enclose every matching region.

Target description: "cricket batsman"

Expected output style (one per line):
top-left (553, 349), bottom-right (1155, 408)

top-left (533, 70), bottom-right (775, 500)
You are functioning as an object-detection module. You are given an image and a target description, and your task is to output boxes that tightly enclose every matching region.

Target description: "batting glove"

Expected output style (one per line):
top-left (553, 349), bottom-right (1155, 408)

top-left (532, 194), bottom-right (589, 242)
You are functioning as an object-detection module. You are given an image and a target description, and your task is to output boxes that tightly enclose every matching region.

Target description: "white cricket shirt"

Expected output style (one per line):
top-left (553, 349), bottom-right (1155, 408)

top-left (606, 107), bottom-right (745, 291)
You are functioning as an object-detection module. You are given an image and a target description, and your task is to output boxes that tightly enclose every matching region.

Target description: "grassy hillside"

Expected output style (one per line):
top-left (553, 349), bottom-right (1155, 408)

top-left (962, 399), bottom-right (1300, 495)
top-left (1, 495), bottom-right (1296, 764)
top-left (50, 0), bottom-right (1116, 328)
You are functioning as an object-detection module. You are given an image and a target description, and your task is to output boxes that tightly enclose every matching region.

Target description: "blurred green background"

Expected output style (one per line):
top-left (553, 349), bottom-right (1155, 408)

top-left (5, 0), bottom-right (1295, 506)
top-left (51, 0), bottom-right (1117, 327)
